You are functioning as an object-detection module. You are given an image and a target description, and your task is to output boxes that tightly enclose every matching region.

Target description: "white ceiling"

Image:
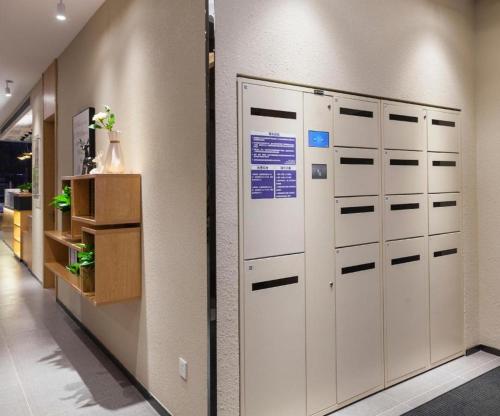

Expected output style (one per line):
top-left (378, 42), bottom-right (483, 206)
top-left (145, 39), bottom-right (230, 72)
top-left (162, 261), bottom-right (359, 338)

top-left (0, 0), bottom-right (106, 127)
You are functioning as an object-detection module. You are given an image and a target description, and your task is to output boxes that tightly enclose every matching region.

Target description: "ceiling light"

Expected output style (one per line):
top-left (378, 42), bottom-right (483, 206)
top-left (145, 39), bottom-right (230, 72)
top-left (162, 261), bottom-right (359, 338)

top-left (5, 80), bottom-right (12, 97)
top-left (56, 0), bottom-right (66, 21)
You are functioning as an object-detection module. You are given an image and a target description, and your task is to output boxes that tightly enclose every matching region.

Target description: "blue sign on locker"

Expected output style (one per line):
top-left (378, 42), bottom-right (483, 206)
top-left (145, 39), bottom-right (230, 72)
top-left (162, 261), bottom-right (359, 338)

top-left (308, 130), bottom-right (330, 148)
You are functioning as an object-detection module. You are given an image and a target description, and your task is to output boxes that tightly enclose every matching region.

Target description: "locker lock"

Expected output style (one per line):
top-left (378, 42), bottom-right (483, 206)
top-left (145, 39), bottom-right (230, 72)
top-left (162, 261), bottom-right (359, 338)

top-left (329, 282), bottom-right (334, 288)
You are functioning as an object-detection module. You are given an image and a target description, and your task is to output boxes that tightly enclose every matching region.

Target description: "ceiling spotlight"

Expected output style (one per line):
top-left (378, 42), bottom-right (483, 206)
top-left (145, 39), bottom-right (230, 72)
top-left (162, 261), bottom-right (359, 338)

top-left (56, 0), bottom-right (66, 21)
top-left (5, 80), bottom-right (12, 97)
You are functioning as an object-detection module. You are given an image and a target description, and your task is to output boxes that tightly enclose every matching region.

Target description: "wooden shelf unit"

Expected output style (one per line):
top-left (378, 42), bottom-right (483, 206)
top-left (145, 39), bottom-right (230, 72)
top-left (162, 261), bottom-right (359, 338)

top-left (44, 174), bottom-right (142, 305)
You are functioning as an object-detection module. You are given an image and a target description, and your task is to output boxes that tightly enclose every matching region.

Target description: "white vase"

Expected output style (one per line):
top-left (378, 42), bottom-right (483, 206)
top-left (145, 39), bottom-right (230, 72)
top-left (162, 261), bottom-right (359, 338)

top-left (103, 131), bottom-right (125, 174)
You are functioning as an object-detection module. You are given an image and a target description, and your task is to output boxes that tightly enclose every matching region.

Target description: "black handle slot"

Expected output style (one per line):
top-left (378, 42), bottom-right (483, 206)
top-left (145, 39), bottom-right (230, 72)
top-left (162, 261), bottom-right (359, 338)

top-left (340, 107), bottom-right (374, 118)
top-left (252, 276), bottom-right (298, 291)
top-left (389, 114), bottom-right (418, 123)
top-left (391, 255), bottom-right (421, 265)
top-left (390, 159), bottom-right (419, 166)
top-left (340, 157), bottom-right (374, 165)
top-left (391, 203), bottom-right (420, 211)
top-left (433, 160), bottom-right (456, 167)
top-left (432, 119), bottom-right (455, 127)
top-left (434, 248), bottom-right (458, 257)
top-left (341, 205), bottom-right (375, 215)
top-left (433, 201), bottom-right (457, 208)
top-left (250, 107), bottom-right (297, 120)
top-left (342, 262), bottom-right (376, 275)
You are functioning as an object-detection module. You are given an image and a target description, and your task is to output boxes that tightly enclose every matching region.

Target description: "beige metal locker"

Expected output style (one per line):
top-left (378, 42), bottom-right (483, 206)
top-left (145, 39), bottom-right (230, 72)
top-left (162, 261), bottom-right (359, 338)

top-left (428, 153), bottom-right (461, 193)
top-left (383, 150), bottom-right (427, 195)
top-left (241, 82), bottom-right (304, 260)
top-left (334, 95), bottom-right (380, 148)
top-left (427, 110), bottom-right (460, 153)
top-left (304, 93), bottom-right (336, 415)
top-left (335, 196), bottom-right (381, 247)
top-left (428, 193), bottom-right (461, 235)
top-left (382, 102), bottom-right (426, 151)
top-left (384, 237), bottom-right (429, 384)
top-left (429, 233), bottom-right (464, 364)
top-left (336, 243), bottom-right (384, 404)
top-left (334, 147), bottom-right (380, 197)
top-left (383, 194), bottom-right (427, 241)
top-left (243, 254), bottom-right (306, 416)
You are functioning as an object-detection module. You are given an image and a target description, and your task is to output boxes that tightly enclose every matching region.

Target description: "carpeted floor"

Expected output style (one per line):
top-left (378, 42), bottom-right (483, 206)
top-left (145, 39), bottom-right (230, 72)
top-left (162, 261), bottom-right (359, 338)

top-left (403, 365), bottom-right (500, 415)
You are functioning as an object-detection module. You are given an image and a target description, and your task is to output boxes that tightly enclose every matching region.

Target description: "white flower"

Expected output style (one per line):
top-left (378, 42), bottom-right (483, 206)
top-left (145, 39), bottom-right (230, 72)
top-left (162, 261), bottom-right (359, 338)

top-left (93, 112), bottom-right (107, 121)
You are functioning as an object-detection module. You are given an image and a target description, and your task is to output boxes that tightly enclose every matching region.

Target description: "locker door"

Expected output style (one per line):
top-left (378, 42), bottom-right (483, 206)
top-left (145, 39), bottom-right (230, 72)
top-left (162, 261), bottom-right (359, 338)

top-left (383, 194), bottom-right (427, 241)
top-left (429, 233), bottom-right (464, 364)
top-left (384, 238), bottom-right (429, 384)
top-left (304, 93), bottom-right (336, 414)
top-left (428, 193), bottom-right (461, 235)
top-left (243, 254), bottom-right (306, 416)
top-left (334, 95), bottom-right (380, 148)
top-left (336, 243), bottom-right (383, 403)
top-left (334, 148), bottom-right (380, 197)
top-left (383, 150), bottom-right (427, 195)
top-left (335, 196), bottom-right (380, 247)
top-left (382, 102), bottom-right (426, 151)
top-left (427, 110), bottom-right (460, 153)
top-left (241, 83), bottom-right (304, 260)
top-left (428, 153), bottom-right (460, 193)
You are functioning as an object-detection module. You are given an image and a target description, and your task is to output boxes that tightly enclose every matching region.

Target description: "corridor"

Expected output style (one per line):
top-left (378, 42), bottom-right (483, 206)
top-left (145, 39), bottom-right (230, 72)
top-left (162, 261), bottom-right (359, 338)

top-left (0, 240), bottom-right (157, 416)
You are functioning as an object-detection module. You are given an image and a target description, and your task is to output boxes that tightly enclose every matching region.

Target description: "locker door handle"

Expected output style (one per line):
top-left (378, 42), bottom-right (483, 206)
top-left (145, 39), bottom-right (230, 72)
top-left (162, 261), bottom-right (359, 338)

top-left (432, 119), bottom-right (455, 127)
top-left (341, 262), bottom-right (376, 275)
top-left (389, 114), bottom-right (419, 123)
top-left (390, 203), bottom-right (419, 211)
top-left (433, 248), bottom-right (458, 257)
top-left (391, 255), bottom-right (421, 265)
top-left (339, 107), bottom-right (374, 118)
top-left (341, 205), bottom-right (375, 214)
top-left (390, 159), bottom-right (419, 166)
top-left (250, 107), bottom-right (297, 120)
top-left (433, 201), bottom-right (457, 208)
top-left (340, 157), bottom-right (374, 165)
top-left (432, 160), bottom-right (456, 167)
top-left (252, 276), bottom-right (298, 291)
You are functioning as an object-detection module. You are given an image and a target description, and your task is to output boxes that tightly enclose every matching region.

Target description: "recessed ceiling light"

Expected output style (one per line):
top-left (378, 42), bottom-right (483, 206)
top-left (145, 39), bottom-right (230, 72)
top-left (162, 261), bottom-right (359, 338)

top-left (5, 80), bottom-right (12, 97)
top-left (56, 0), bottom-right (66, 21)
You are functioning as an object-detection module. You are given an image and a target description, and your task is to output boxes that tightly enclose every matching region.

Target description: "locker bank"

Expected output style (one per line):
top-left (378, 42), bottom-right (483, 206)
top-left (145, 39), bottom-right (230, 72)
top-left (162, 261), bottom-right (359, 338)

top-left (238, 79), bottom-right (463, 416)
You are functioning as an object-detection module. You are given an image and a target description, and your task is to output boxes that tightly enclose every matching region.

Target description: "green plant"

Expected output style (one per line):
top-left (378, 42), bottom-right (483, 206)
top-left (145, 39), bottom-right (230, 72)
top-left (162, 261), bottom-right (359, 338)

top-left (19, 182), bottom-right (32, 192)
top-left (66, 262), bottom-right (80, 275)
top-left (66, 244), bottom-right (95, 276)
top-left (89, 105), bottom-right (116, 131)
top-left (50, 186), bottom-right (71, 212)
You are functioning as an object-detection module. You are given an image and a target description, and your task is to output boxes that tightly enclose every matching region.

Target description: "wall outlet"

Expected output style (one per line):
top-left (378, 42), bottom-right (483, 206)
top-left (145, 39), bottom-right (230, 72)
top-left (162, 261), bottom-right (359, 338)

top-left (179, 357), bottom-right (188, 381)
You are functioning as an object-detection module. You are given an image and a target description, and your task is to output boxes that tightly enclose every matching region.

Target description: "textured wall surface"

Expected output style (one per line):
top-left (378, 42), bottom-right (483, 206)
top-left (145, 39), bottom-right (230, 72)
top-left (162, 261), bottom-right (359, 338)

top-left (215, 1), bottom-right (478, 414)
top-left (56, 0), bottom-right (208, 414)
top-left (476, 0), bottom-right (500, 349)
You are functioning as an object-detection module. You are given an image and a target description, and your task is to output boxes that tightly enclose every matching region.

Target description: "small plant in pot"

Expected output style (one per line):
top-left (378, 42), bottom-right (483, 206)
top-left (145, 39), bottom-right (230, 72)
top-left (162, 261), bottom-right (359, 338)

top-left (67, 243), bottom-right (95, 293)
top-left (19, 182), bottom-right (32, 193)
top-left (50, 186), bottom-right (71, 212)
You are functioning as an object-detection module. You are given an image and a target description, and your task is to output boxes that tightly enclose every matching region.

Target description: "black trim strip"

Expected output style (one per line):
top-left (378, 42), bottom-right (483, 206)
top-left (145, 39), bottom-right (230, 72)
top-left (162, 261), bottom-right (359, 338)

top-left (389, 114), bottom-right (418, 123)
top-left (252, 276), bottom-right (298, 291)
top-left (341, 205), bottom-right (375, 215)
top-left (390, 159), bottom-right (419, 166)
top-left (250, 107), bottom-right (297, 120)
top-left (433, 160), bottom-right (456, 167)
top-left (340, 107), bottom-right (373, 118)
top-left (433, 201), bottom-right (457, 208)
top-left (340, 157), bottom-right (374, 165)
top-left (434, 248), bottom-right (458, 257)
top-left (391, 255), bottom-right (421, 265)
top-left (342, 262), bottom-right (376, 275)
top-left (391, 203), bottom-right (420, 211)
top-left (432, 119), bottom-right (455, 127)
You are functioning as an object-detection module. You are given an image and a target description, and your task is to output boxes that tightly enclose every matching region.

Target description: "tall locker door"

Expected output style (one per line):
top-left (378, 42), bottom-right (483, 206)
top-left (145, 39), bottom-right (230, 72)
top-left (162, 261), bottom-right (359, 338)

top-left (429, 233), bottom-right (464, 365)
top-left (304, 93), bottom-right (336, 414)
top-left (243, 254), bottom-right (306, 416)
top-left (382, 101), bottom-right (426, 151)
top-left (336, 243), bottom-right (384, 403)
top-left (241, 82), bottom-right (304, 260)
top-left (384, 238), bottom-right (429, 384)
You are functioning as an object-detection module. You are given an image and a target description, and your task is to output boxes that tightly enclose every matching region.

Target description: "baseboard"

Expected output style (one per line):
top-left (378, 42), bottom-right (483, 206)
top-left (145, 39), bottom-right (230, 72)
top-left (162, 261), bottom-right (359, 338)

top-left (466, 345), bottom-right (481, 356)
top-left (466, 344), bottom-right (500, 357)
top-left (56, 299), bottom-right (172, 416)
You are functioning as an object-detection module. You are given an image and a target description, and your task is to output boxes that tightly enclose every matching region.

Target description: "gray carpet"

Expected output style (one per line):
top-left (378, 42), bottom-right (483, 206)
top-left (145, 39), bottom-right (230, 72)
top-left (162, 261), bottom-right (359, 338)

top-left (403, 365), bottom-right (500, 415)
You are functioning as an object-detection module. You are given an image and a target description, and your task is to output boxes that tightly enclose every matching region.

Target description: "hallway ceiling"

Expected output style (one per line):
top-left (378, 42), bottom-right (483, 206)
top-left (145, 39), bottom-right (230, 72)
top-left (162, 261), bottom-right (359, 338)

top-left (0, 0), bottom-right (106, 128)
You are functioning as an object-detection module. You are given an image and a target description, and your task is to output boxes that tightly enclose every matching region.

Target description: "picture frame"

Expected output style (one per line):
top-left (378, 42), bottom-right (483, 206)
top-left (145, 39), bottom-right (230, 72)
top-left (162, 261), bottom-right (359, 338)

top-left (72, 107), bottom-right (95, 175)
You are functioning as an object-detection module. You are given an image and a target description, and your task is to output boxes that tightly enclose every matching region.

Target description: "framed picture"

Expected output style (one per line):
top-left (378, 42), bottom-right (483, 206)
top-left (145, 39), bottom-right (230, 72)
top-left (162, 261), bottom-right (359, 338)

top-left (72, 107), bottom-right (95, 175)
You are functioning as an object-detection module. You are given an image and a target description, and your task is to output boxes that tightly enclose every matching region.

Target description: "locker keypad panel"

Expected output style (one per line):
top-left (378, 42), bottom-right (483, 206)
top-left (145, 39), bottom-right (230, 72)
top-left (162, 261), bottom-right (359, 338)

top-left (239, 80), bottom-right (462, 416)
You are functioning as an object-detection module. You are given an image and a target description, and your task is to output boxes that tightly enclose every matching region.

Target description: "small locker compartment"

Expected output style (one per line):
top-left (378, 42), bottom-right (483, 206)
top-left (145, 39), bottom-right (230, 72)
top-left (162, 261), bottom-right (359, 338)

top-left (429, 193), bottom-right (461, 235)
top-left (336, 243), bottom-right (384, 403)
top-left (383, 150), bottom-right (427, 195)
top-left (241, 82), bottom-right (305, 260)
top-left (335, 196), bottom-right (381, 247)
top-left (383, 194), bottom-right (427, 241)
top-left (382, 101), bottom-right (426, 151)
top-left (334, 147), bottom-right (380, 197)
top-left (427, 110), bottom-right (460, 153)
top-left (429, 233), bottom-right (463, 364)
top-left (243, 254), bottom-right (306, 416)
top-left (333, 95), bottom-right (380, 148)
top-left (428, 153), bottom-right (460, 193)
top-left (384, 237), bottom-right (429, 384)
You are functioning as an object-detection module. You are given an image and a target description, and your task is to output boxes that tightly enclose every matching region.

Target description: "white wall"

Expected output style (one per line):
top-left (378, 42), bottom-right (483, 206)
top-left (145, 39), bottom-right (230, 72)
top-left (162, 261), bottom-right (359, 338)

top-left (215, 1), bottom-right (478, 414)
top-left (476, 0), bottom-right (500, 350)
top-left (55, 0), bottom-right (208, 415)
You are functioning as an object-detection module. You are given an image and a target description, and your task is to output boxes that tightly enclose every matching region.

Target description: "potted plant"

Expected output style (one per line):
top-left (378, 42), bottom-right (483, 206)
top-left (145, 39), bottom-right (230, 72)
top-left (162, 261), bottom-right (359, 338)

top-left (19, 182), bottom-right (32, 193)
top-left (50, 186), bottom-right (71, 212)
top-left (67, 243), bottom-right (95, 293)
